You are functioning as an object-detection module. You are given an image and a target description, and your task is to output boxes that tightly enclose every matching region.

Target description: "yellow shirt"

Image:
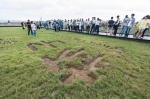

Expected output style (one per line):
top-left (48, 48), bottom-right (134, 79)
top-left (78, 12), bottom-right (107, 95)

top-left (136, 19), bottom-right (150, 29)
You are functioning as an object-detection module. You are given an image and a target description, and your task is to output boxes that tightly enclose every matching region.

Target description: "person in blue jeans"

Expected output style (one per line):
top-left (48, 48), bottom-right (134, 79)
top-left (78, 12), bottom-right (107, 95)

top-left (124, 14), bottom-right (135, 37)
top-left (31, 21), bottom-right (36, 37)
top-left (119, 15), bottom-right (129, 36)
top-left (45, 21), bottom-right (49, 30)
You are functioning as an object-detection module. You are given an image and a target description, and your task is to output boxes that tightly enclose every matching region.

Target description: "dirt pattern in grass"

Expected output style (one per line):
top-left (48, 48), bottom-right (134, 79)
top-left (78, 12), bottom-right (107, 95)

top-left (62, 54), bottom-right (110, 84)
top-left (42, 48), bottom-right (84, 73)
top-left (42, 49), bottom-right (70, 73)
top-left (27, 44), bottom-right (37, 51)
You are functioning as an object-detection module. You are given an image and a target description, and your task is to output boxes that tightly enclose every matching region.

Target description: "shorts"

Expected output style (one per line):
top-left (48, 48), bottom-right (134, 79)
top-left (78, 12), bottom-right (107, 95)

top-left (139, 26), bottom-right (145, 30)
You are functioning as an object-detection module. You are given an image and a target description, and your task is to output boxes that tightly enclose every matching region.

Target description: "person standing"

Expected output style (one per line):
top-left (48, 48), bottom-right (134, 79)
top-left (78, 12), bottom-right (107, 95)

top-left (53, 20), bottom-right (57, 31)
top-left (26, 20), bottom-right (33, 35)
top-left (68, 20), bottom-right (72, 31)
top-left (73, 20), bottom-right (76, 31)
top-left (76, 20), bottom-right (80, 32)
top-left (107, 17), bottom-right (115, 35)
top-left (86, 18), bottom-right (91, 33)
top-left (64, 19), bottom-right (67, 30)
top-left (81, 19), bottom-right (85, 32)
top-left (31, 21), bottom-right (36, 37)
top-left (21, 22), bottom-right (25, 29)
top-left (45, 21), bottom-right (49, 30)
top-left (113, 15), bottom-right (120, 36)
top-left (95, 18), bottom-right (101, 34)
top-left (8, 20), bottom-right (11, 25)
top-left (119, 15), bottom-right (129, 36)
top-left (90, 17), bottom-right (96, 33)
top-left (124, 14), bottom-right (135, 37)
top-left (136, 15), bottom-right (150, 39)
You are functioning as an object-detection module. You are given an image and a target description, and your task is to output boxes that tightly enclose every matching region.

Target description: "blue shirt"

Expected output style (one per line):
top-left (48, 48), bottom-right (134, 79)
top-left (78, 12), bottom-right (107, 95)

top-left (81, 21), bottom-right (84, 26)
top-left (45, 21), bottom-right (49, 26)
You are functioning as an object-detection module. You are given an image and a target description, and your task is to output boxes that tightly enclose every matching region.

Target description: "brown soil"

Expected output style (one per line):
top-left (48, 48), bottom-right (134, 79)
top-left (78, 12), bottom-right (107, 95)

top-left (63, 67), bottom-right (94, 84)
top-left (27, 44), bottom-right (37, 51)
top-left (42, 49), bottom-right (70, 73)
top-left (62, 54), bottom-right (110, 84)
top-left (42, 56), bottom-right (60, 73)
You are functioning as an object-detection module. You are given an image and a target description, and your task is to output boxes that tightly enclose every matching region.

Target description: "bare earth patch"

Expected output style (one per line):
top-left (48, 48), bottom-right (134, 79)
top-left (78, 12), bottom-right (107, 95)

top-left (62, 54), bottom-right (110, 84)
top-left (42, 49), bottom-right (70, 73)
top-left (27, 44), bottom-right (37, 51)
top-left (63, 67), bottom-right (94, 84)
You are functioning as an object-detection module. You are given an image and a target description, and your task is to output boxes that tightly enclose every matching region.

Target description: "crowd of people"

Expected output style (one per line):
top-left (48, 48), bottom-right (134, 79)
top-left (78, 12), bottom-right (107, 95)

top-left (22, 13), bottom-right (150, 39)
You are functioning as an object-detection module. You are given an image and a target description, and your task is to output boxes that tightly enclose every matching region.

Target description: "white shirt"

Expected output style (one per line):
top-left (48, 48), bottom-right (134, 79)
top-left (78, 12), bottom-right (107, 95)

top-left (68, 21), bottom-right (72, 25)
top-left (95, 20), bottom-right (100, 25)
top-left (128, 18), bottom-right (132, 27)
top-left (76, 22), bottom-right (80, 26)
top-left (86, 21), bottom-right (90, 26)
top-left (146, 23), bottom-right (150, 28)
top-left (91, 19), bottom-right (96, 24)
top-left (31, 24), bottom-right (36, 30)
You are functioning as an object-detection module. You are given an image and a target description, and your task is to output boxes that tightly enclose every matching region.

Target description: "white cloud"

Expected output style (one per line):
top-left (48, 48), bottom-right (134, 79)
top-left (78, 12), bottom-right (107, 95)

top-left (0, 0), bottom-right (149, 22)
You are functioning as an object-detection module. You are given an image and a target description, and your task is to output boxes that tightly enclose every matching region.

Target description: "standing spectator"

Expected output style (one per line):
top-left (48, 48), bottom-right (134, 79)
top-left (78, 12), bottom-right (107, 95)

top-left (124, 14), bottom-right (135, 37)
top-left (70, 19), bottom-right (73, 31)
top-left (21, 22), bottom-right (25, 29)
top-left (53, 20), bottom-right (57, 31)
top-left (64, 19), bottom-right (67, 30)
top-left (136, 15), bottom-right (150, 39)
top-left (73, 20), bottom-right (76, 31)
top-left (8, 20), bottom-right (11, 25)
top-left (45, 21), bottom-right (49, 30)
top-left (134, 15), bottom-right (150, 37)
top-left (68, 20), bottom-right (72, 31)
top-left (36, 21), bottom-right (40, 29)
top-left (31, 21), bottom-right (36, 37)
top-left (59, 20), bottom-right (63, 30)
top-left (95, 18), bottom-right (101, 34)
top-left (107, 17), bottom-right (115, 35)
top-left (81, 19), bottom-right (85, 32)
top-left (26, 20), bottom-right (33, 35)
top-left (90, 17), bottom-right (96, 33)
top-left (86, 18), bottom-right (91, 33)
top-left (113, 15), bottom-right (120, 36)
top-left (40, 21), bottom-right (42, 29)
top-left (49, 21), bottom-right (51, 28)
top-left (79, 20), bottom-right (82, 32)
top-left (76, 20), bottom-right (80, 32)
top-left (56, 20), bottom-right (60, 32)
top-left (119, 15), bottom-right (129, 36)
top-left (84, 19), bottom-right (87, 31)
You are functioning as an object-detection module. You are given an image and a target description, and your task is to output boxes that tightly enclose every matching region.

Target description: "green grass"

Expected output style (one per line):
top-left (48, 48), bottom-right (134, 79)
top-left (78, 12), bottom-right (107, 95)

top-left (0, 27), bottom-right (150, 99)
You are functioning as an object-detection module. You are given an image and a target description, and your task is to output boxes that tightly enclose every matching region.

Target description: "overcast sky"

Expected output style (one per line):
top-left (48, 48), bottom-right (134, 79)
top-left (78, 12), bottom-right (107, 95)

top-left (0, 0), bottom-right (149, 22)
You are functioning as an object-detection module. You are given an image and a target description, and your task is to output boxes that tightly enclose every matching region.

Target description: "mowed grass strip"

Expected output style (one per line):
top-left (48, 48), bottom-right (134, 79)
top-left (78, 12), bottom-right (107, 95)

top-left (0, 27), bottom-right (150, 99)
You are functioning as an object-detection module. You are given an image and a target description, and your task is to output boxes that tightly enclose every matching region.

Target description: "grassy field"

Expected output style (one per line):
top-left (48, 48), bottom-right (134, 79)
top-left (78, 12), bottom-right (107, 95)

top-left (0, 27), bottom-right (150, 99)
